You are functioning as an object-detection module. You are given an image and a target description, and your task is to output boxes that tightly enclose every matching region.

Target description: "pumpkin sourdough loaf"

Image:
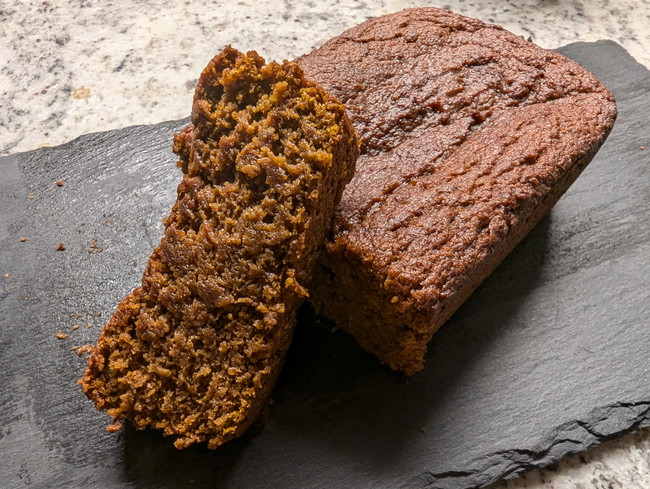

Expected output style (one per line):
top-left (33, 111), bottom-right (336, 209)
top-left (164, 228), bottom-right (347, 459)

top-left (80, 47), bottom-right (358, 449)
top-left (299, 8), bottom-right (617, 374)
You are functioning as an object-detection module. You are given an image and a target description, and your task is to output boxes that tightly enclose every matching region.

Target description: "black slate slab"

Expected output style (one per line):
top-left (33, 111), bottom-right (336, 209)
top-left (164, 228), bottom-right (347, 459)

top-left (0, 41), bottom-right (648, 489)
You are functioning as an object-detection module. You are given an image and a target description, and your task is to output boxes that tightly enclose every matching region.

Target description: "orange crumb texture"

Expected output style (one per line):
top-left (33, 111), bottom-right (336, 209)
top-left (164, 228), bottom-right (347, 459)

top-left (56, 331), bottom-right (68, 340)
top-left (79, 47), bottom-right (358, 450)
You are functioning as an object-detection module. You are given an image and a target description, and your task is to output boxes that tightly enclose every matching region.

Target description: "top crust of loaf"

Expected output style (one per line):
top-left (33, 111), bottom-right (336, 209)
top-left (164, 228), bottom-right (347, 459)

top-left (300, 8), bottom-right (617, 373)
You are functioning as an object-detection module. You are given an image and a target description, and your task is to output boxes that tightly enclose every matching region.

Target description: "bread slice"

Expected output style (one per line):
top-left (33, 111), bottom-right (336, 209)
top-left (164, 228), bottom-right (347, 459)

top-left (299, 8), bottom-right (617, 374)
top-left (80, 47), bottom-right (358, 448)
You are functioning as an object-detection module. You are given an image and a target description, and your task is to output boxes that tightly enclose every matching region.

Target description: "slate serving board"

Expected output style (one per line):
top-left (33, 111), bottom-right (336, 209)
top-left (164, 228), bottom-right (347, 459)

top-left (1, 41), bottom-right (648, 489)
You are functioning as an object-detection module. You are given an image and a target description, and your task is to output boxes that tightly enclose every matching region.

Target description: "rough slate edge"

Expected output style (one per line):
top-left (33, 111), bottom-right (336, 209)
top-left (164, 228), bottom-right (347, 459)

top-left (0, 41), bottom-right (648, 489)
top-left (288, 40), bottom-right (650, 489)
top-left (411, 40), bottom-right (650, 488)
top-left (440, 40), bottom-right (650, 488)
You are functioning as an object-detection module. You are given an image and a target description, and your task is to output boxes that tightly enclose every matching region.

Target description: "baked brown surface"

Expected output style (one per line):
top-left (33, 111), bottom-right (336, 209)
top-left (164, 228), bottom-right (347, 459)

top-left (80, 47), bottom-right (358, 448)
top-left (299, 8), bottom-right (618, 374)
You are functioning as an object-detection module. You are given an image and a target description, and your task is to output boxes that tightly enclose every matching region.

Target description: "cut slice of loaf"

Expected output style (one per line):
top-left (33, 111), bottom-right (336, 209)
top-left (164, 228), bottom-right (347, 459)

top-left (299, 8), bottom-right (617, 374)
top-left (80, 46), bottom-right (358, 448)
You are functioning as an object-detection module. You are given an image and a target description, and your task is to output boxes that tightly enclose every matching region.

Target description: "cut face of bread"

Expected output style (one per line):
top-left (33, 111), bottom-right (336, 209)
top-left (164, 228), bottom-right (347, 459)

top-left (80, 46), bottom-right (358, 449)
top-left (299, 8), bottom-right (617, 374)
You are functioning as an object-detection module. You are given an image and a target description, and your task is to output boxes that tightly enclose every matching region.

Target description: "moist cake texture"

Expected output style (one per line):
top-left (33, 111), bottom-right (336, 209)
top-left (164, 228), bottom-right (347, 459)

top-left (299, 8), bottom-right (617, 374)
top-left (80, 47), bottom-right (358, 448)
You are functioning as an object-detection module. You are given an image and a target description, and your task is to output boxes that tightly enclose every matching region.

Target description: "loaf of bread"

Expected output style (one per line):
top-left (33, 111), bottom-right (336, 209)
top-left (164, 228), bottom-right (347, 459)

top-left (299, 8), bottom-right (617, 374)
top-left (80, 47), bottom-right (358, 448)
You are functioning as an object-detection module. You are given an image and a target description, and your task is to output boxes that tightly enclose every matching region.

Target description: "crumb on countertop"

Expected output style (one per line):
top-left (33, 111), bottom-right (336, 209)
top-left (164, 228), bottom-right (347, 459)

top-left (19, 237), bottom-right (27, 242)
top-left (56, 330), bottom-right (69, 340)
top-left (57, 242), bottom-right (66, 251)
top-left (87, 239), bottom-right (104, 253)
top-left (56, 180), bottom-right (64, 187)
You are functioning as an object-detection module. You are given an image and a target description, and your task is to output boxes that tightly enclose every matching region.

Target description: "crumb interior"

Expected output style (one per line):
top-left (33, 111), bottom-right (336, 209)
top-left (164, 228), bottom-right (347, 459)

top-left (80, 47), bottom-right (356, 449)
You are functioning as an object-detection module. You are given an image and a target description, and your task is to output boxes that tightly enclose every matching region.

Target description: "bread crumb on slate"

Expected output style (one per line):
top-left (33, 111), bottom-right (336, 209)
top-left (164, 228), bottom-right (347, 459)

top-left (57, 242), bottom-right (66, 251)
top-left (106, 419), bottom-right (124, 433)
top-left (19, 237), bottom-right (27, 242)
top-left (56, 180), bottom-right (64, 187)
top-left (2, 273), bottom-right (8, 279)
top-left (27, 195), bottom-right (34, 200)
top-left (72, 324), bottom-right (80, 331)
top-left (56, 331), bottom-right (69, 340)
top-left (72, 345), bottom-right (94, 357)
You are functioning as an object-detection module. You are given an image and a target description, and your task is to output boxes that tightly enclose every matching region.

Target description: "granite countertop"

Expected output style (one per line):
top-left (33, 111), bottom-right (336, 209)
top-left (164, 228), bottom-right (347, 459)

top-left (2, 1), bottom-right (649, 487)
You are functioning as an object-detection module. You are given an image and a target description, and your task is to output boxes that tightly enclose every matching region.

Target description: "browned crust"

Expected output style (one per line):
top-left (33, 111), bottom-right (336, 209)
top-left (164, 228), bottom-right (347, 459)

top-left (302, 8), bottom-right (617, 374)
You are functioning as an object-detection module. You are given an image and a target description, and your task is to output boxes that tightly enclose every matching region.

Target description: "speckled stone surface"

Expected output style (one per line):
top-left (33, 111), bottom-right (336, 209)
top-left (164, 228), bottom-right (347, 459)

top-left (2, 1), bottom-right (649, 487)
top-left (2, 0), bottom-right (650, 157)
